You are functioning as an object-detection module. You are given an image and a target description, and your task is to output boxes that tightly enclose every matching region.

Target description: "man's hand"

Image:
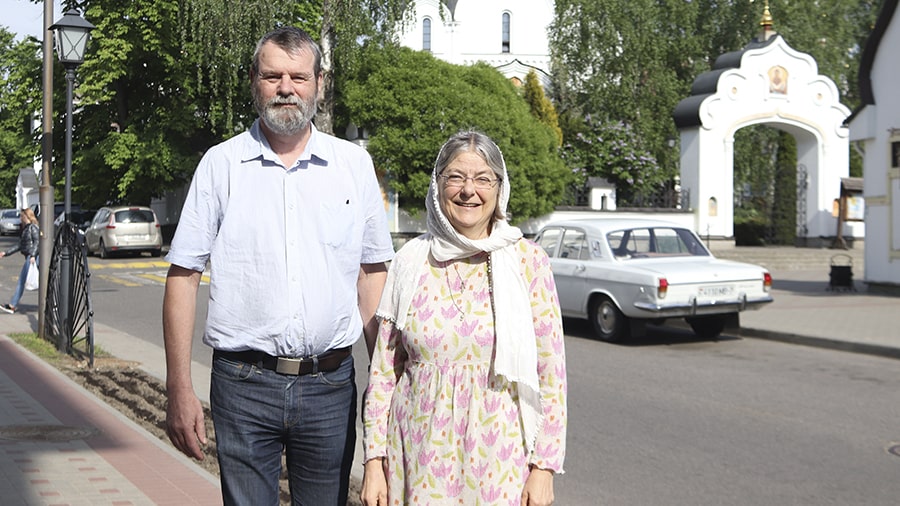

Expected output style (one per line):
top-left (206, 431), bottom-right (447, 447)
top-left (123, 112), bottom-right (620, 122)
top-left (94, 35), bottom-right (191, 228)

top-left (165, 387), bottom-right (207, 460)
top-left (521, 467), bottom-right (555, 506)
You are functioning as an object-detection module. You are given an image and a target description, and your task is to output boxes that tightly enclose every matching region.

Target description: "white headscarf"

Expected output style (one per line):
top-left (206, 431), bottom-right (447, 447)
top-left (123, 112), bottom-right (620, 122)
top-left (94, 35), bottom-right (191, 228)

top-left (376, 132), bottom-right (543, 453)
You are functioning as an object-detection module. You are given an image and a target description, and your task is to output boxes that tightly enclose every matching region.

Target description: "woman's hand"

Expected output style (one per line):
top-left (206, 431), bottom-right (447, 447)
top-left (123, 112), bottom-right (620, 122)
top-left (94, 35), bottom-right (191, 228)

top-left (0, 252), bottom-right (5, 258)
top-left (361, 458), bottom-right (388, 506)
top-left (521, 467), bottom-right (555, 506)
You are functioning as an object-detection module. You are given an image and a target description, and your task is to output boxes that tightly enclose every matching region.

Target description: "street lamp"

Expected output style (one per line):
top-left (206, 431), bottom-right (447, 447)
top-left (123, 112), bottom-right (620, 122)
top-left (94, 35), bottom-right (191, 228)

top-left (667, 135), bottom-right (682, 209)
top-left (51, 9), bottom-right (95, 220)
top-left (50, 9), bottom-right (95, 352)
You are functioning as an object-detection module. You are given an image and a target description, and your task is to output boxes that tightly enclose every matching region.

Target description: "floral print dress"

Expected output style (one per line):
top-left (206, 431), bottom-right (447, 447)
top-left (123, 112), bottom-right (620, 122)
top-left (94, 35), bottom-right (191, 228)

top-left (363, 239), bottom-right (567, 505)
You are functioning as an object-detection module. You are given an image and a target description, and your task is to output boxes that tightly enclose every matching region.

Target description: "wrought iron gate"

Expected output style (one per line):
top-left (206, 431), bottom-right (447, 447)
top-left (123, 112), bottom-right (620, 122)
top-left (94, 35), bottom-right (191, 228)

top-left (44, 222), bottom-right (94, 366)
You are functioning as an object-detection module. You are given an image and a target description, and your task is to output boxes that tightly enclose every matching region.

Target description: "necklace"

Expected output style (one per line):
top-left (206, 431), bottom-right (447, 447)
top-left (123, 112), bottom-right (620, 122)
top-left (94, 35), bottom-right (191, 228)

top-left (444, 255), bottom-right (492, 321)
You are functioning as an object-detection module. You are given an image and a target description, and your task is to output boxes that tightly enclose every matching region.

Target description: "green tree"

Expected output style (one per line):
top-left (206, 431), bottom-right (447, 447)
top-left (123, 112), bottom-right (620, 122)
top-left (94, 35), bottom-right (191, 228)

top-left (63, 0), bottom-right (211, 207)
top-left (0, 29), bottom-right (42, 208)
top-left (550, 0), bottom-right (704, 172)
top-left (523, 70), bottom-right (562, 146)
top-left (340, 43), bottom-right (568, 222)
top-left (561, 116), bottom-right (666, 206)
top-left (772, 131), bottom-right (797, 245)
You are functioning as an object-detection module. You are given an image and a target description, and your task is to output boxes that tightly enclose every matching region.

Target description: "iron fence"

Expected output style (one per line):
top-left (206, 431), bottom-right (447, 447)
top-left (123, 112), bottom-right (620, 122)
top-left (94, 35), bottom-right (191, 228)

top-left (44, 222), bottom-right (94, 366)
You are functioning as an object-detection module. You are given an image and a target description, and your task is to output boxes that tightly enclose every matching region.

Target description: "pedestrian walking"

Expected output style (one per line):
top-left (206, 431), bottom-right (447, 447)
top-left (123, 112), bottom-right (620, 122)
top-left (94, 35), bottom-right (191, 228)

top-left (0, 208), bottom-right (40, 314)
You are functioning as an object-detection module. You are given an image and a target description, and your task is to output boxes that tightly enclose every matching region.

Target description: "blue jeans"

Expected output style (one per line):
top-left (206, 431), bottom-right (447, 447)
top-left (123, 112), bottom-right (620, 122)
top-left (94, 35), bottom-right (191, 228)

top-left (210, 351), bottom-right (357, 506)
top-left (10, 256), bottom-right (36, 308)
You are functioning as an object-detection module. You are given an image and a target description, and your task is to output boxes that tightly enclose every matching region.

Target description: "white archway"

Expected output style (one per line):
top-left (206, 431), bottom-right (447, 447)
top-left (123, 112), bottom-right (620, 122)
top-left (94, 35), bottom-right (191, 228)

top-left (673, 34), bottom-right (863, 245)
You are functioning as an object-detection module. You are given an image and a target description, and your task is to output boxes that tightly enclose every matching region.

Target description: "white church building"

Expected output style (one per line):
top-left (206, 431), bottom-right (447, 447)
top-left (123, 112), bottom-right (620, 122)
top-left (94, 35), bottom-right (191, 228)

top-left (396, 0), bottom-right (554, 88)
top-left (848, 0), bottom-right (900, 290)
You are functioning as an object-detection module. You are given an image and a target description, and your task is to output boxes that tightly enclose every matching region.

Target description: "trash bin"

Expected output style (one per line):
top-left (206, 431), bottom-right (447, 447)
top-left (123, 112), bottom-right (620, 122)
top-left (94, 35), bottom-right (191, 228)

top-left (828, 253), bottom-right (855, 291)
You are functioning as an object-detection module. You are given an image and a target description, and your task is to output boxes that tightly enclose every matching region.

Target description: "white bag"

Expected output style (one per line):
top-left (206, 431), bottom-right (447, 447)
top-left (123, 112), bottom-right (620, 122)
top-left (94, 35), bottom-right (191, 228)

top-left (25, 262), bottom-right (38, 291)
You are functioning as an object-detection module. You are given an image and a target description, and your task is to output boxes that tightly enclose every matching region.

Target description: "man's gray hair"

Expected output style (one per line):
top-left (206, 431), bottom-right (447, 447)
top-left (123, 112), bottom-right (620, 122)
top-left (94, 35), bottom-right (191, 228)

top-left (251, 26), bottom-right (322, 77)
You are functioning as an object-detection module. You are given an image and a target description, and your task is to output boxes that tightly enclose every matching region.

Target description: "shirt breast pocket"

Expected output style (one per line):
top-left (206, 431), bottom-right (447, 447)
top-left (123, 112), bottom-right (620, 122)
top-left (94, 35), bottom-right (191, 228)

top-left (318, 200), bottom-right (359, 250)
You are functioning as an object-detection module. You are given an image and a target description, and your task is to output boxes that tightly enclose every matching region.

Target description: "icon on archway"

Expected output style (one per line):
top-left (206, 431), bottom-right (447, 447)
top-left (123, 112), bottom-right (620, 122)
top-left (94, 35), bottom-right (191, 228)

top-left (768, 66), bottom-right (788, 94)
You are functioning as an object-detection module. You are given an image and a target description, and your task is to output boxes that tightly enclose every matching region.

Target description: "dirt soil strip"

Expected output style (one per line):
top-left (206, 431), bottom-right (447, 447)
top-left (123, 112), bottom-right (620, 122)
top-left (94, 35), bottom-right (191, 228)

top-left (62, 358), bottom-right (362, 505)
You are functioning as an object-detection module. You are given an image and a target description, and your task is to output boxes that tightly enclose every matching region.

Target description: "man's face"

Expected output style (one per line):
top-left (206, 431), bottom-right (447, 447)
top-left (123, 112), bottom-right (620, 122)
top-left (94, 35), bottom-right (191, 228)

top-left (251, 41), bottom-right (320, 136)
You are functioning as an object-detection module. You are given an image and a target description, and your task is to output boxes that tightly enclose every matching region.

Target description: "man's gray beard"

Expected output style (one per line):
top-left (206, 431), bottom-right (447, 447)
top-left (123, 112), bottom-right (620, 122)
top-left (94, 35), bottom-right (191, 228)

top-left (255, 93), bottom-right (316, 136)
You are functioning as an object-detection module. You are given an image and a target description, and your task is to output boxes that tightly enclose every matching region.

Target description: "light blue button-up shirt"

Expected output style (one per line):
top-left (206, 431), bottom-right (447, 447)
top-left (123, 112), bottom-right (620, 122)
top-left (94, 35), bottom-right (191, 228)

top-left (166, 121), bottom-right (394, 357)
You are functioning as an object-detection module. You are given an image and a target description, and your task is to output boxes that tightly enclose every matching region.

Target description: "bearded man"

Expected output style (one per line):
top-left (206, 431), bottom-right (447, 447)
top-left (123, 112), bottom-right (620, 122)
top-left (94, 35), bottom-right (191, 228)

top-left (162, 26), bottom-right (393, 505)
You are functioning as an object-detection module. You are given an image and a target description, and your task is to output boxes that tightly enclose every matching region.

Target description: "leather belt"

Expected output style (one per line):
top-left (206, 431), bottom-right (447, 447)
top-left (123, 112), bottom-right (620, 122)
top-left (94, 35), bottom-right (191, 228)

top-left (214, 347), bottom-right (351, 376)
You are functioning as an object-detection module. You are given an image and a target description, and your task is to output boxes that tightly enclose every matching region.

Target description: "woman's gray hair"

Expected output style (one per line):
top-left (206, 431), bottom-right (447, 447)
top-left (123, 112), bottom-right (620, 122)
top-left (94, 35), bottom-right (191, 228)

top-left (251, 26), bottom-right (322, 77)
top-left (434, 130), bottom-right (505, 181)
top-left (432, 130), bottom-right (509, 222)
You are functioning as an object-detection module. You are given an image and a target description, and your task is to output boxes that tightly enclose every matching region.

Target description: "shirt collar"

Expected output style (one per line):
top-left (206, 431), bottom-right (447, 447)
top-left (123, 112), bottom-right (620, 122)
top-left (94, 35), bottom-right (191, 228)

top-left (242, 119), bottom-right (328, 169)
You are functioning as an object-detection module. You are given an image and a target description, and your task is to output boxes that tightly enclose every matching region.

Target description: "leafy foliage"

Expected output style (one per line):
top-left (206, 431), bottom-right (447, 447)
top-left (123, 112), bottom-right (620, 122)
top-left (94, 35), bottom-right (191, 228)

top-left (63, 0), bottom-right (212, 206)
top-left (0, 29), bottom-right (42, 208)
top-left (561, 116), bottom-right (666, 205)
top-left (523, 70), bottom-right (562, 146)
top-left (340, 44), bottom-right (569, 222)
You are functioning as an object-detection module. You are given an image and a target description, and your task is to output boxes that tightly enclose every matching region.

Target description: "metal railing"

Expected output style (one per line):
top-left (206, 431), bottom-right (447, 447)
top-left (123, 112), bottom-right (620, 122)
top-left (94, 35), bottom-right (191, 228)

top-left (44, 222), bottom-right (94, 366)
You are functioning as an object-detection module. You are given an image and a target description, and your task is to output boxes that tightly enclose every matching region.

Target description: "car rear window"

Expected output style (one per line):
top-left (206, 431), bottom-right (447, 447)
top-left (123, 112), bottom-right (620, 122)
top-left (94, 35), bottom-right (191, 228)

top-left (114, 210), bottom-right (155, 224)
top-left (608, 227), bottom-right (709, 258)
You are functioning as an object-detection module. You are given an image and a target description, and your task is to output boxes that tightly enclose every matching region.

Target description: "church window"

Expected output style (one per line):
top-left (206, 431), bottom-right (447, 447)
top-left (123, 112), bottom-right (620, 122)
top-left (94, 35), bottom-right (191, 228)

top-left (502, 13), bottom-right (510, 53)
top-left (423, 17), bottom-right (432, 52)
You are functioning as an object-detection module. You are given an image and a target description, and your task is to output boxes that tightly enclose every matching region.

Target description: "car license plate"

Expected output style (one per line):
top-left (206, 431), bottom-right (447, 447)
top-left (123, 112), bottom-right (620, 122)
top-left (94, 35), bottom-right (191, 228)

top-left (698, 285), bottom-right (734, 297)
top-left (124, 234), bottom-right (149, 241)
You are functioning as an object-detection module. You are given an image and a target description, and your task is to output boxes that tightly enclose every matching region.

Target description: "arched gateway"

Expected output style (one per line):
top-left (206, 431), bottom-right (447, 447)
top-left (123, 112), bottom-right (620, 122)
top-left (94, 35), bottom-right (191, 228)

top-left (673, 12), bottom-right (863, 246)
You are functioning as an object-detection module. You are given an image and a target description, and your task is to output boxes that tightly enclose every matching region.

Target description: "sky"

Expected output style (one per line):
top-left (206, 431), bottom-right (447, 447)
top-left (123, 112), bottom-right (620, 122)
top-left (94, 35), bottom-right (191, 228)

top-left (1, 0), bottom-right (64, 41)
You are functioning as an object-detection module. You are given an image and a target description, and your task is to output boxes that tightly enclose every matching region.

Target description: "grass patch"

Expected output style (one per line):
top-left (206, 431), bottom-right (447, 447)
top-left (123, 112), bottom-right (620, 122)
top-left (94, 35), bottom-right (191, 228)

top-left (8, 332), bottom-right (109, 366)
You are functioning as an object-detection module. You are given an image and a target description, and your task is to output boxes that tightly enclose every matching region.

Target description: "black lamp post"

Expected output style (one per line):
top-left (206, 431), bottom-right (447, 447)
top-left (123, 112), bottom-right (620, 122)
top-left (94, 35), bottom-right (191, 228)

top-left (50, 9), bottom-right (94, 351)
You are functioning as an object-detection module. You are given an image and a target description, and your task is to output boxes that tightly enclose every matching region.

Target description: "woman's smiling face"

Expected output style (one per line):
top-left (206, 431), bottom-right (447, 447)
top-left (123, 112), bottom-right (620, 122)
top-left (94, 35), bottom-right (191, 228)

top-left (438, 150), bottom-right (499, 240)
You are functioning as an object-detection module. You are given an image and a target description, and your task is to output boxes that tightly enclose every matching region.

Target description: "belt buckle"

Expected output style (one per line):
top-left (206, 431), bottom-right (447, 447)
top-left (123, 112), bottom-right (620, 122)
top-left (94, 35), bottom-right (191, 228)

top-left (274, 355), bottom-right (320, 376)
top-left (275, 357), bottom-right (303, 375)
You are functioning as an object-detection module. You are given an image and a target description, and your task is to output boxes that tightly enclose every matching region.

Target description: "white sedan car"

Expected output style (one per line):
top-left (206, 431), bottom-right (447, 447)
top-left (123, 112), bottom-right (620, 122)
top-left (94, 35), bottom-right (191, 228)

top-left (535, 218), bottom-right (773, 342)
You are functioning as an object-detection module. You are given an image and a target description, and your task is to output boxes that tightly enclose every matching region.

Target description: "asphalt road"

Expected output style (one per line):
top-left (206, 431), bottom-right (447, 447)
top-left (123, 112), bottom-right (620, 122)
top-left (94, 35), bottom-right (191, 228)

top-left (4, 244), bottom-right (898, 505)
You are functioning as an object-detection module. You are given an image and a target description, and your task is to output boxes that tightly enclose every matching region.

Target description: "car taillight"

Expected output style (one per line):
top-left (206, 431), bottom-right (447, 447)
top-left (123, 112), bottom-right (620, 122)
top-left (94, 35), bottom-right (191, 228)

top-left (763, 272), bottom-right (772, 292)
top-left (657, 278), bottom-right (668, 299)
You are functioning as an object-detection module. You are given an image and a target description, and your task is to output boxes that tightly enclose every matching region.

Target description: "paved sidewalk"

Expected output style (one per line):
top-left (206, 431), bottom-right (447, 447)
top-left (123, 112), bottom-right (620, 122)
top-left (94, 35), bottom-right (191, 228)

top-left (739, 268), bottom-right (900, 360)
top-left (0, 331), bottom-right (220, 505)
top-left (0, 263), bottom-right (897, 505)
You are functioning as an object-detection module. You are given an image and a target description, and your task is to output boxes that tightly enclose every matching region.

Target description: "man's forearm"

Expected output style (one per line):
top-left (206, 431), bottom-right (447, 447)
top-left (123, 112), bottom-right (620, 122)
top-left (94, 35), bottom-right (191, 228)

top-left (358, 262), bottom-right (388, 358)
top-left (163, 265), bottom-right (201, 392)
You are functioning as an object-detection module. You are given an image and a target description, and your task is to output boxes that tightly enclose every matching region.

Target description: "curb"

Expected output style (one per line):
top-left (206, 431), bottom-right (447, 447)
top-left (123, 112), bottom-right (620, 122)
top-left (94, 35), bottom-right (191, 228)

top-left (738, 327), bottom-right (900, 361)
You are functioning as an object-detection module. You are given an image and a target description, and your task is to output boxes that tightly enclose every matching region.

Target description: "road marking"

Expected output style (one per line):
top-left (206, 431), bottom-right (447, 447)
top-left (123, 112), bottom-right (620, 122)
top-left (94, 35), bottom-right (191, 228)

top-left (89, 261), bottom-right (170, 270)
top-left (136, 273), bottom-right (168, 284)
top-left (97, 274), bottom-right (141, 287)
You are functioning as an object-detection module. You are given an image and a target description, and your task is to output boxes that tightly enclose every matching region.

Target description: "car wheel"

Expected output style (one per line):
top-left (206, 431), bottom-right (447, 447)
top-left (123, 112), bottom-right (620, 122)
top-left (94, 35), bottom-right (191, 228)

top-left (99, 239), bottom-right (110, 259)
top-left (150, 249), bottom-right (161, 258)
top-left (686, 315), bottom-right (727, 339)
top-left (589, 295), bottom-right (630, 343)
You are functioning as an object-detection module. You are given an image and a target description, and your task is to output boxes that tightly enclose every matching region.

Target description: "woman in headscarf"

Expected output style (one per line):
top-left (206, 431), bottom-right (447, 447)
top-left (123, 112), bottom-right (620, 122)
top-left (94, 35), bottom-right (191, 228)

top-left (361, 130), bottom-right (567, 505)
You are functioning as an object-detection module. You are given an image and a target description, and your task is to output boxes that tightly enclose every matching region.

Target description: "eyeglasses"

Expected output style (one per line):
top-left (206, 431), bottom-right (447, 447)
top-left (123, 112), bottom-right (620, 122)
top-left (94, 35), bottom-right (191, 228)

top-left (439, 174), bottom-right (500, 190)
top-left (256, 72), bottom-right (313, 85)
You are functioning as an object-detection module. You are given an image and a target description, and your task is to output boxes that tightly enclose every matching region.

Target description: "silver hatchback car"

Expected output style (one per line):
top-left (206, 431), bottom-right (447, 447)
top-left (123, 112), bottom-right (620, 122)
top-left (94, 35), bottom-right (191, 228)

top-left (84, 206), bottom-right (162, 258)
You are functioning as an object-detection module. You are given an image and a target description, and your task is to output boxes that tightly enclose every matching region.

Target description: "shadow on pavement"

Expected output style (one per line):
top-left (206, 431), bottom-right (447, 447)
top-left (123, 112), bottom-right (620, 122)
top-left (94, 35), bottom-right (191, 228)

top-left (562, 317), bottom-right (740, 348)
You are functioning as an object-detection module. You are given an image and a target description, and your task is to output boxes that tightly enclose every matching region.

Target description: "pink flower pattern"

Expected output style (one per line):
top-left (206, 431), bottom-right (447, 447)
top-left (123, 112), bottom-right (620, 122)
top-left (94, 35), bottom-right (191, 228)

top-left (363, 241), bottom-right (567, 504)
